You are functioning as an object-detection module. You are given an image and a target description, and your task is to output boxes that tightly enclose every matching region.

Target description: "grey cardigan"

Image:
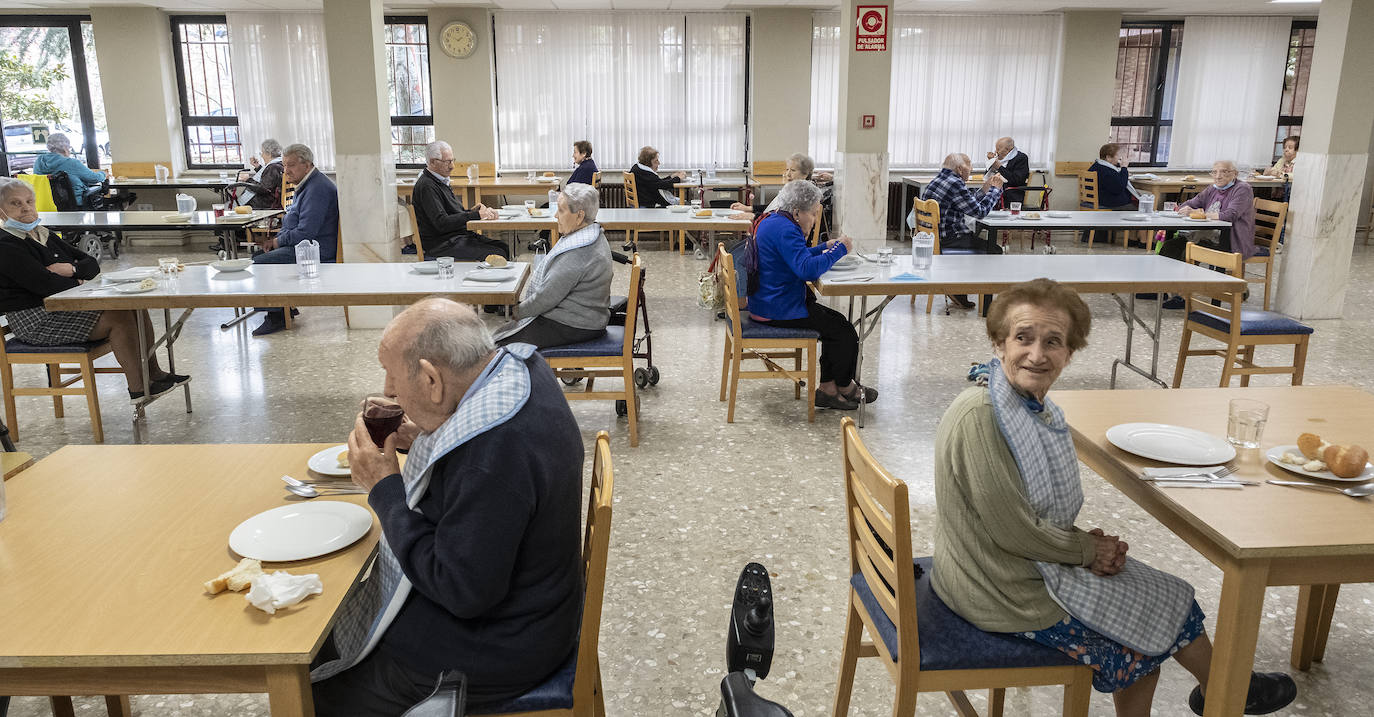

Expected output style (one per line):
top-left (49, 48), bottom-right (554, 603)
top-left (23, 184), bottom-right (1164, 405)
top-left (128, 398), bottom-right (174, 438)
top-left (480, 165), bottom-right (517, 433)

top-left (517, 227), bottom-right (613, 331)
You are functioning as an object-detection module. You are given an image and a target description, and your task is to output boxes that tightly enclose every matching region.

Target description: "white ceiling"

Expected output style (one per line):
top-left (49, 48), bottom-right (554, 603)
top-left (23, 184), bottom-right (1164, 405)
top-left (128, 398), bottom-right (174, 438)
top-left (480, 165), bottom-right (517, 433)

top-left (0, 0), bottom-right (1323, 13)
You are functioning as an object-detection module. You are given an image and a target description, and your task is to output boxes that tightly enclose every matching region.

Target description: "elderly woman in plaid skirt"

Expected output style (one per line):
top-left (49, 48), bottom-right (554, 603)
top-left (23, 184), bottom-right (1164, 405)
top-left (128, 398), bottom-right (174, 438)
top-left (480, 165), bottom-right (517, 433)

top-left (0, 178), bottom-right (189, 401)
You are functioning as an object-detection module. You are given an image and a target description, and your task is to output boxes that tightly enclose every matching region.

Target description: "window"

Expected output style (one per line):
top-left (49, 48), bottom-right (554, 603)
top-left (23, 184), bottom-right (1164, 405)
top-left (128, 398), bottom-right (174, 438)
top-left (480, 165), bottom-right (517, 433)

top-left (1274, 21), bottom-right (1316, 161)
top-left (1110, 22), bottom-right (1183, 166)
top-left (0, 16), bottom-right (108, 175)
top-left (171, 16), bottom-right (241, 168)
top-left (493, 12), bottom-right (748, 170)
top-left (386, 17), bottom-right (434, 167)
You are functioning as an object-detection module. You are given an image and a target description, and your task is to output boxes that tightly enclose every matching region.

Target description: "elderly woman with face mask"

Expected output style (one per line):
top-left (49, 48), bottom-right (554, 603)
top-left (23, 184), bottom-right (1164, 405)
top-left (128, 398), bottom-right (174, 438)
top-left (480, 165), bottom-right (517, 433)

top-left (0, 178), bottom-right (190, 400)
top-left (932, 279), bottom-right (1295, 717)
top-left (1153, 160), bottom-right (1257, 308)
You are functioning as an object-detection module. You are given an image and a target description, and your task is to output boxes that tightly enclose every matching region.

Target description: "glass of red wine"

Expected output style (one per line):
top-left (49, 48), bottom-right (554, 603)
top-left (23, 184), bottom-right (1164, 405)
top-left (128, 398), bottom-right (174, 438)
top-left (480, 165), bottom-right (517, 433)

top-left (361, 394), bottom-right (404, 448)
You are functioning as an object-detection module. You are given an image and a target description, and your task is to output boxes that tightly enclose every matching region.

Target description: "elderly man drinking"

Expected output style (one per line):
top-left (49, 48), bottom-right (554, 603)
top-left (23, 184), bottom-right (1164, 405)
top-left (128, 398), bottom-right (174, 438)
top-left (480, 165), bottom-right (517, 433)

top-left (311, 298), bottom-right (583, 715)
top-left (411, 140), bottom-right (506, 261)
top-left (985, 136), bottom-right (1030, 206)
top-left (923, 153), bottom-right (1006, 309)
top-left (250, 143), bottom-right (338, 336)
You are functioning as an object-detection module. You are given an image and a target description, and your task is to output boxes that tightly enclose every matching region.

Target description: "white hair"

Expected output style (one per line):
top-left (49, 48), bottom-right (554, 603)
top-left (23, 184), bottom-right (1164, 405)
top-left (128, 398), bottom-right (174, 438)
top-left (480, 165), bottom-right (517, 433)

top-left (787, 152), bottom-right (815, 179)
top-left (561, 183), bottom-right (599, 223)
top-left (0, 177), bottom-right (36, 202)
top-left (774, 179), bottom-right (823, 214)
top-left (425, 140), bottom-right (453, 162)
top-left (942, 153), bottom-right (971, 171)
top-left (399, 299), bottom-right (495, 377)
top-left (260, 138), bottom-right (283, 157)
top-left (46, 133), bottom-right (72, 153)
top-left (1213, 160), bottom-right (1238, 173)
top-left (283, 143), bottom-right (314, 166)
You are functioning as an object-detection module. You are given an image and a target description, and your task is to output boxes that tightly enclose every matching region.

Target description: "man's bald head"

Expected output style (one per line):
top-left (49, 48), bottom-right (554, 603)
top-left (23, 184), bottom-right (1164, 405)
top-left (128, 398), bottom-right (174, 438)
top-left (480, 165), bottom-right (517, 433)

top-left (943, 153), bottom-right (972, 172)
top-left (996, 137), bottom-right (1015, 153)
top-left (384, 298), bottom-right (495, 378)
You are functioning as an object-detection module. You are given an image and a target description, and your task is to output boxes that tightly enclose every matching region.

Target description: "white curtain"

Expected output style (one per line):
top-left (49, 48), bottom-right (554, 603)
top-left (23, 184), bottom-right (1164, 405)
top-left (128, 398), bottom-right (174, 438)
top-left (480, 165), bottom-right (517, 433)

top-left (809, 13), bottom-right (1064, 169)
top-left (494, 12), bottom-right (747, 170)
top-left (1167, 16), bottom-right (1290, 169)
top-left (227, 13), bottom-right (336, 169)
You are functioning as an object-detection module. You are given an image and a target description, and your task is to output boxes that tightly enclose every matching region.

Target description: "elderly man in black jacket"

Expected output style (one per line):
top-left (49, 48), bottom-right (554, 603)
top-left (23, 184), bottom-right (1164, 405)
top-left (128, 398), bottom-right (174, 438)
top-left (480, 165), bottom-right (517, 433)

top-left (411, 141), bottom-right (508, 261)
top-left (985, 136), bottom-right (1030, 207)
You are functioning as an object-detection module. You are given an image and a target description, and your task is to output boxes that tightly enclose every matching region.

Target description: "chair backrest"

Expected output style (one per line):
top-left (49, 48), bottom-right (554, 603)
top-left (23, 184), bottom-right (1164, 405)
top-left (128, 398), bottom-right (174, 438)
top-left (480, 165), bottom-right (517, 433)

top-left (840, 417), bottom-right (918, 665)
top-left (1077, 173), bottom-right (1098, 210)
top-left (1183, 243), bottom-right (1244, 336)
top-left (718, 243), bottom-right (746, 343)
top-left (590, 172), bottom-right (601, 189)
top-left (751, 160), bottom-right (786, 180)
top-left (110, 161), bottom-right (159, 179)
top-left (451, 161), bottom-right (496, 179)
top-left (620, 254), bottom-right (643, 357)
top-left (1253, 198), bottom-right (1287, 253)
top-left (405, 200), bottom-right (425, 261)
top-left (573, 430), bottom-right (615, 702)
top-left (14, 174), bottom-right (58, 212)
top-left (911, 197), bottom-right (942, 254)
top-left (621, 172), bottom-right (641, 208)
top-left (281, 178), bottom-right (297, 209)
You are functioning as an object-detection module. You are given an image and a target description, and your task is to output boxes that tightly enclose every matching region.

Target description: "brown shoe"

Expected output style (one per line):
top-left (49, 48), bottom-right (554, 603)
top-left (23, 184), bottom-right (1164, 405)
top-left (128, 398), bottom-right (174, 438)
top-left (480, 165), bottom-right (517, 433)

top-left (815, 390), bottom-right (859, 410)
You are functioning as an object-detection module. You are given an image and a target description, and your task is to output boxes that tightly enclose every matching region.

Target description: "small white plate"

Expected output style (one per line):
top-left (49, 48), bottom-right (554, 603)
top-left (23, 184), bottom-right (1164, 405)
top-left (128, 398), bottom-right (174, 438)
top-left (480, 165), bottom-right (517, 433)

top-left (464, 268), bottom-right (518, 282)
top-left (114, 282), bottom-right (157, 294)
top-left (1121, 214), bottom-right (1149, 222)
top-left (211, 259), bottom-right (253, 272)
top-left (307, 443), bottom-right (352, 477)
top-left (986, 211), bottom-right (1010, 218)
top-left (827, 263), bottom-right (863, 273)
top-left (1106, 422), bottom-right (1237, 465)
top-left (229, 501), bottom-right (372, 562)
top-left (501, 205), bottom-right (527, 211)
top-left (1046, 211), bottom-right (1072, 218)
top-left (527, 209), bottom-right (549, 218)
top-left (534, 176), bottom-right (560, 183)
top-left (668, 205), bottom-right (691, 213)
top-left (102, 268), bottom-right (158, 283)
top-left (833, 255), bottom-right (863, 268)
top-left (413, 261), bottom-right (441, 274)
top-left (162, 213), bottom-right (192, 223)
top-left (1266, 445), bottom-right (1374, 483)
top-left (1017, 214), bottom-right (1042, 220)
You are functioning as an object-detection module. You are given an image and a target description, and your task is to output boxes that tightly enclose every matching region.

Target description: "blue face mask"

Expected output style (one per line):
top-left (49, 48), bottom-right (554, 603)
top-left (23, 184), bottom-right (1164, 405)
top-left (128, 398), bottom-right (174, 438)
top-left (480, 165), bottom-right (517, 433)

top-left (3, 216), bottom-right (41, 233)
top-left (1214, 180), bottom-right (1235, 190)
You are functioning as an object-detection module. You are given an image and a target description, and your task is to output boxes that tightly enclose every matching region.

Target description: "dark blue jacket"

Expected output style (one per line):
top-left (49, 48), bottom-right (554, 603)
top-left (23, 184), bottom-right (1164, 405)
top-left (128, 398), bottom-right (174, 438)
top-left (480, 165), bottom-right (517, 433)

top-left (1090, 160), bottom-right (1136, 209)
top-left (569, 158), bottom-right (599, 186)
top-left (748, 212), bottom-right (847, 321)
top-left (374, 351), bottom-right (583, 703)
top-left (276, 170), bottom-right (339, 261)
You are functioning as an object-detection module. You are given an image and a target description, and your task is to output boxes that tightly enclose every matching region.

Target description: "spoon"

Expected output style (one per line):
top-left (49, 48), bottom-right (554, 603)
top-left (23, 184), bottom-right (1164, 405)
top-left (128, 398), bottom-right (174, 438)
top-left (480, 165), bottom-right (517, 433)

top-left (284, 483), bottom-right (366, 498)
top-left (1266, 480), bottom-right (1374, 498)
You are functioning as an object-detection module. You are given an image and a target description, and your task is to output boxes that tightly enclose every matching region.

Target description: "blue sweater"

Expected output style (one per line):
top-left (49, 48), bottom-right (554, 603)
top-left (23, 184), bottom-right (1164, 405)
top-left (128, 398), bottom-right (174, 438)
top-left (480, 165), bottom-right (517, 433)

top-left (1089, 161), bottom-right (1136, 209)
top-left (34, 153), bottom-right (106, 207)
top-left (275, 170), bottom-right (339, 261)
top-left (374, 351), bottom-right (583, 703)
top-left (748, 212), bottom-right (846, 321)
top-left (569, 158), bottom-right (598, 186)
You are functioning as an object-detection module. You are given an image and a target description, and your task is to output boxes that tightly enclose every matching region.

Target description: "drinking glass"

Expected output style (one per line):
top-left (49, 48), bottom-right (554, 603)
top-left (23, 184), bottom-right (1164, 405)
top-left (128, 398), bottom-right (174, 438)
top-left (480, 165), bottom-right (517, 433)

top-left (524, 200), bottom-right (536, 213)
top-left (212, 203), bottom-right (226, 218)
top-left (436, 256), bottom-right (455, 280)
top-left (1009, 202), bottom-right (1022, 216)
top-left (361, 394), bottom-right (405, 447)
top-left (526, 170), bottom-right (536, 180)
top-left (877, 246), bottom-right (894, 265)
top-left (1227, 399), bottom-right (1269, 449)
top-left (690, 199), bottom-right (702, 211)
top-left (1163, 201), bottom-right (1177, 213)
top-left (158, 256), bottom-right (179, 279)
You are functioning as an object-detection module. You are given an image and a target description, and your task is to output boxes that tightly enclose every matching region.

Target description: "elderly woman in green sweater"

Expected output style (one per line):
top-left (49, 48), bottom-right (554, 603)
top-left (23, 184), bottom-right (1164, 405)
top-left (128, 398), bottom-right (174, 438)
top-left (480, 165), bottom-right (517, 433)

top-left (932, 278), bottom-right (1295, 717)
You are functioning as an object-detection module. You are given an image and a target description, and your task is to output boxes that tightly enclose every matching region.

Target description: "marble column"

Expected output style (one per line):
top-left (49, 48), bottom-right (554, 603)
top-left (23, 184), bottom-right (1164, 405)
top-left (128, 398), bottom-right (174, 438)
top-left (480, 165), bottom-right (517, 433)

top-left (1048, 12), bottom-right (1121, 210)
top-left (322, 0), bottom-right (399, 329)
top-left (834, 0), bottom-right (892, 253)
top-left (1275, 0), bottom-right (1374, 319)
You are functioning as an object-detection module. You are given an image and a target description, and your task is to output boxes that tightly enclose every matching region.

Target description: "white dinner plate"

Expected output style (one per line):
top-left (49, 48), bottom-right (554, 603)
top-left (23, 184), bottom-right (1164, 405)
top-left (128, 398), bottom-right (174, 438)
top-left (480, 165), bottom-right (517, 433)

top-left (162, 213), bottom-right (191, 223)
top-left (229, 501), bottom-right (372, 562)
top-left (464, 268), bottom-right (518, 282)
top-left (526, 209), bottom-right (549, 218)
top-left (1266, 444), bottom-right (1374, 483)
top-left (412, 261), bottom-right (441, 275)
top-left (113, 282), bottom-right (157, 294)
top-left (211, 259), bottom-right (253, 272)
top-left (1121, 214), bottom-right (1149, 222)
top-left (307, 443), bottom-right (352, 477)
top-left (668, 205), bottom-right (690, 213)
top-left (535, 176), bottom-right (560, 183)
top-left (1106, 422), bottom-right (1237, 465)
top-left (833, 255), bottom-right (863, 268)
top-left (496, 209), bottom-right (521, 217)
top-left (1017, 214), bottom-right (1043, 221)
top-left (1046, 211), bottom-right (1072, 218)
top-left (986, 211), bottom-right (1010, 218)
top-left (102, 268), bottom-right (158, 283)
top-left (826, 263), bottom-right (863, 273)
top-left (501, 205), bottom-right (527, 211)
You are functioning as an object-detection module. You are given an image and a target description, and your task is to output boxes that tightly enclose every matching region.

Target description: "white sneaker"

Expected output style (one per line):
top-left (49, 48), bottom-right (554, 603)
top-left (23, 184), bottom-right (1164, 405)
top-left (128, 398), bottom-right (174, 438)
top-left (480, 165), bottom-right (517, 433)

top-left (694, 246), bottom-right (706, 260)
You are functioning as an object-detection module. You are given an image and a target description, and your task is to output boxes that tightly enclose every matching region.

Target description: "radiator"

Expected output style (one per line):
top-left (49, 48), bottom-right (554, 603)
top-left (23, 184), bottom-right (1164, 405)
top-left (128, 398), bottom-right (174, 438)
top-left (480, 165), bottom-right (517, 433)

top-left (598, 185), bottom-right (629, 209)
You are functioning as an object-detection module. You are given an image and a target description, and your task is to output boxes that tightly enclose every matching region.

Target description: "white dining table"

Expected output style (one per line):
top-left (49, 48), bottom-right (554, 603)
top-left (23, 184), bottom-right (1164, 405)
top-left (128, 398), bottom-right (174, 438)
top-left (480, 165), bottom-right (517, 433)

top-left (975, 210), bottom-right (1232, 251)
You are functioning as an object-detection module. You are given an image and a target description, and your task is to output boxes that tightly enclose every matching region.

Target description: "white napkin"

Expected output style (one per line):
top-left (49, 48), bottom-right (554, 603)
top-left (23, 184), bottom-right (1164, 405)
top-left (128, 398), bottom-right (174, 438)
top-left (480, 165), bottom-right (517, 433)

top-left (1141, 466), bottom-right (1227, 478)
top-left (246, 570), bottom-right (323, 614)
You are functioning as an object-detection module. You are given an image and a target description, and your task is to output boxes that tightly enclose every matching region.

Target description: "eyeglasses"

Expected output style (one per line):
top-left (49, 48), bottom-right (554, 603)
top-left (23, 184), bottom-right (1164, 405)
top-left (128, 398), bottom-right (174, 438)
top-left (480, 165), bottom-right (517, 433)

top-left (1209, 170), bottom-right (1234, 177)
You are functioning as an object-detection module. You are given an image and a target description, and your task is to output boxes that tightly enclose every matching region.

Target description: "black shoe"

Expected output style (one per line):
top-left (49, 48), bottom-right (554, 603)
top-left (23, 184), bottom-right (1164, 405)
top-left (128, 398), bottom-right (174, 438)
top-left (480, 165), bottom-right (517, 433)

top-left (527, 239), bottom-right (549, 253)
top-left (1135, 292), bottom-right (1158, 300)
top-left (621, 241), bottom-right (636, 252)
top-left (815, 390), bottom-right (859, 411)
top-left (290, 308), bottom-right (300, 318)
top-left (401, 244), bottom-right (417, 255)
top-left (947, 294), bottom-right (975, 310)
top-left (483, 305), bottom-right (505, 314)
top-left (716, 311), bottom-right (727, 321)
top-left (252, 315), bottom-right (287, 336)
top-left (1188, 672), bottom-right (1296, 716)
top-left (1162, 295), bottom-right (1186, 310)
top-left (1127, 239), bottom-right (1147, 249)
top-left (159, 372), bottom-right (192, 388)
top-left (129, 376), bottom-right (179, 403)
top-left (844, 384), bottom-right (879, 404)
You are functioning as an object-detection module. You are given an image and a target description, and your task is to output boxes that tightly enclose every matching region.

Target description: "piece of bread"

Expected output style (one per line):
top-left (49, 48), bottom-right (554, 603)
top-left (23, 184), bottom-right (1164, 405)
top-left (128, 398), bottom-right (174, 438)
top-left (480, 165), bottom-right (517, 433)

top-left (696, 210), bottom-right (712, 217)
top-left (543, 171), bottom-right (555, 177)
top-left (1323, 444), bottom-right (1369, 479)
top-left (1189, 210), bottom-right (1206, 220)
top-left (484, 254), bottom-right (508, 267)
top-left (1298, 432), bottom-right (1326, 460)
top-left (234, 205), bottom-right (252, 214)
top-left (1184, 175), bottom-right (1196, 181)
top-left (336, 450), bottom-right (350, 469)
top-left (204, 558), bottom-right (264, 594)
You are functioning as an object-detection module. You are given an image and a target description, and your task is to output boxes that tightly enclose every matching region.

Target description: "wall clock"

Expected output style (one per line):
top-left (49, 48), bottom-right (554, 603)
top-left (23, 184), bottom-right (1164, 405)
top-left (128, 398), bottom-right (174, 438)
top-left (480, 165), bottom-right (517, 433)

top-left (440, 21), bottom-right (477, 59)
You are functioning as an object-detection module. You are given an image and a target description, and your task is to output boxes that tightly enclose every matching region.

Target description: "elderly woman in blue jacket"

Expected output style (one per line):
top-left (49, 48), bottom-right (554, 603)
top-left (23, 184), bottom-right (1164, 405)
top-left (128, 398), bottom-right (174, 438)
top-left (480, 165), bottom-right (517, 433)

top-left (33, 133), bottom-right (107, 207)
top-left (746, 179), bottom-right (873, 411)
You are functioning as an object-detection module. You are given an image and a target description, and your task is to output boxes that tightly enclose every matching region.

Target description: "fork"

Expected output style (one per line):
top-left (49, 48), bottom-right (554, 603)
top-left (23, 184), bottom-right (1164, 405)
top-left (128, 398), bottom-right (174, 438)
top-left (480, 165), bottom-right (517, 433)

top-left (1141, 466), bottom-right (1240, 481)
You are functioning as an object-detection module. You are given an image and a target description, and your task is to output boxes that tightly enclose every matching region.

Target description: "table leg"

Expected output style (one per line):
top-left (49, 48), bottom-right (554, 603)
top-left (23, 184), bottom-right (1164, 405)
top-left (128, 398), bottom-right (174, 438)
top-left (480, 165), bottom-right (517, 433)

top-left (265, 665), bottom-right (314, 717)
top-left (1204, 559), bottom-right (1270, 717)
top-left (163, 308), bottom-right (192, 414)
top-left (105, 694), bottom-right (133, 717)
top-left (1110, 293), bottom-right (1167, 388)
top-left (132, 315), bottom-right (150, 443)
top-left (899, 181), bottom-right (910, 243)
top-left (1292, 583), bottom-right (1341, 670)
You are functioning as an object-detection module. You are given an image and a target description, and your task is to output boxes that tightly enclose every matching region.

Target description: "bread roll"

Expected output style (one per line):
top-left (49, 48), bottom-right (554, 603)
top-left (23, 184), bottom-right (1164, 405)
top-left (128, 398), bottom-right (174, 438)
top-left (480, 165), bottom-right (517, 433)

top-left (484, 254), bottom-right (508, 267)
top-left (234, 205), bottom-right (253, 214)
top-left (1323, 444), bottom-right (1369, 479)
top-left (1189, 210), bottom-right (1206, 220)
top-left (204, 558), bottom-right (264, 594)
top-left (543, 171), bottom-right (555, 177)
top-left (1298, 432), bottom-right (1326, 460)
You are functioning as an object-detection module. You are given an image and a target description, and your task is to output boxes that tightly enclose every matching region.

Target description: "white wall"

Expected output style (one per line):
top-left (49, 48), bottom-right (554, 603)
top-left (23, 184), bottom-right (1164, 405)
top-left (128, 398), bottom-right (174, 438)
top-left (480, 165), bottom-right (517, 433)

top-left (1048, 11), bottom-right (1122, 209)
top-left (749, 9), bottom-right (813, 164)
top-left (88, 7), bottom-right (186, 172)
top-left (428, 8), bottom-right (499, 165)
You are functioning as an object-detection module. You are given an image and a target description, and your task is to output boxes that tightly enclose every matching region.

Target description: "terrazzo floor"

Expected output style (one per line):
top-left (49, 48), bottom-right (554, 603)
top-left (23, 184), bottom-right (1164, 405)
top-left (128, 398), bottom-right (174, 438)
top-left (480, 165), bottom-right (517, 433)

top-left (5, 229), bottom-right (1374, 717)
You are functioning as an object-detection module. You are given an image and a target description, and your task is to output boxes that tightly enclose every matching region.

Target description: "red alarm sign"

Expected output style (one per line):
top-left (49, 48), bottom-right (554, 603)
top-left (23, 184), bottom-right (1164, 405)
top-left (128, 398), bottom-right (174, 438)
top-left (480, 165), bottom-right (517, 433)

top-left (856, 5), bottom-right (887, 52)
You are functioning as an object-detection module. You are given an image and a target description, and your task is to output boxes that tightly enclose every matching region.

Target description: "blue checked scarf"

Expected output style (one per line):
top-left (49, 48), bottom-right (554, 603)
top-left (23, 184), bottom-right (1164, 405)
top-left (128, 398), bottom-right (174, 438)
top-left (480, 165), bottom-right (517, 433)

top-left (311, 343), bottom-right (536, 682)
top-left (986, 358), bottom-right (1194, 656)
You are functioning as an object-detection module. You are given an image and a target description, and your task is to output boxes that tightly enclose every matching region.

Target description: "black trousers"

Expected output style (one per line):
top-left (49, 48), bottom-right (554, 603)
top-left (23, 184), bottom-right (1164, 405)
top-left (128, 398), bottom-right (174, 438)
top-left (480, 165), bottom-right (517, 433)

top-left (430, 235), bottom-right (511, 262)
top-left (943, 235), bottom-right (1004, 255)
top-left (311, 641), bottom-right (438, 717)
top-left (759, 297), bottom-right (859, 387)
top-left (1158, 229), bottom-right (1230, 263)
top-left (497, 315), bottom-right (605, 349)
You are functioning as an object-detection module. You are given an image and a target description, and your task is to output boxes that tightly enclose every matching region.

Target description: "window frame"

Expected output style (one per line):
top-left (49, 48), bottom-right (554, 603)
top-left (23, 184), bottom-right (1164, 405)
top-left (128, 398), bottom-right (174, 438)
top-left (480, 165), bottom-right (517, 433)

top-left (384, 15), bottom-right (434, 169)
top-left (1275, 19), bottom-right (1317, 161)
top-left (169, 14), bottom-right (242, 170)
top-left (0, 14), bottom-right (101, 175)
top-left (1110, 21), bottom-right (1182, 167)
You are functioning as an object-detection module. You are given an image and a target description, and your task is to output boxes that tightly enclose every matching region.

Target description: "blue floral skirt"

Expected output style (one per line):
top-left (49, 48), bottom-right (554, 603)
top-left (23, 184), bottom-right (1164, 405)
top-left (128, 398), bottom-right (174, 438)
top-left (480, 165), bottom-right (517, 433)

top-left (1017, 600), bottom-right (1207, 693)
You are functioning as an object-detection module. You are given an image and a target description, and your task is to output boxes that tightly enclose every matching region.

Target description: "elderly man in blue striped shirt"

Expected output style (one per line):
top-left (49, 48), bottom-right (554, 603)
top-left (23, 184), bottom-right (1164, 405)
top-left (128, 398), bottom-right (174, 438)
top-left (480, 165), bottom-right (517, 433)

top-left (921, 152), bottom-right (1006, 308)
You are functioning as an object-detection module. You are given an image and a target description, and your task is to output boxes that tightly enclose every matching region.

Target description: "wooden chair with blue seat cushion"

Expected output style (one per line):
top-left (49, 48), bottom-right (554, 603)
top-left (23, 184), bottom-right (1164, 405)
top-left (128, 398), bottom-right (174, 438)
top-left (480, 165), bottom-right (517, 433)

top-left (1247, 198), bottom-right (1287, 311)
top-left (1172, 243), bottom-right (1312, 388)
top-left (410, 430), bottom-right (614, 717)
top-left (541, 254), bottom-right (642, 447)
top-left (1, 319), bottom-right (120, 444)
top-left (716, 243), bottom-right (817, 423)
top-left (831, 418), bottom-right (1093, 717)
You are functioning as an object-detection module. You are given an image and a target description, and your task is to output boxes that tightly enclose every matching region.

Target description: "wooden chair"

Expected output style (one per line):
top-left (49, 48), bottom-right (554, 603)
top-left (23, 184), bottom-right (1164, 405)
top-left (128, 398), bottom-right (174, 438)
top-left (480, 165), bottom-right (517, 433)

top-left (404, 199), bottom-right (426, 261)
top-left (458, 431), bottom-right (614, 717)
top-left (542, 254), bottom-right (643, 447)
top-left (619, 171), bottom-right (673, 251)
top-left (246, 176), bottom-right (296, 255)
top-left (590, 171), bottom-right (601, 189)
top-left (831, 417), bottom-right (1093, 717)
top-left (1, 320), bottom-right (120, 444)
top-left (1076, 173), bottom-right (1103, 246)
top-left (1365, 191), bottom-right (1373, 245)
top-left (750, 160), bottom-right (787, 187)
top-left (1248, 198), bottom-right (1287, 310)
top-left (908, 197), bottom-right (942, 313)
top-left (1172, 243), bottom-right (1312, 388)
top-left (716, 244), bottom-right (817, 423)
top-left (452, 161), bottom-right (497, 179)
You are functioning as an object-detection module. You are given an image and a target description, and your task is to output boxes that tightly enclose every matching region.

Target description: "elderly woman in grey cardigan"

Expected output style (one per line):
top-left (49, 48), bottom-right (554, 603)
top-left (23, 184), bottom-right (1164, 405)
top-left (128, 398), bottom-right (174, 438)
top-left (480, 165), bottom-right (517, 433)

top-left (494, 183), bottom-right (612, 349)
